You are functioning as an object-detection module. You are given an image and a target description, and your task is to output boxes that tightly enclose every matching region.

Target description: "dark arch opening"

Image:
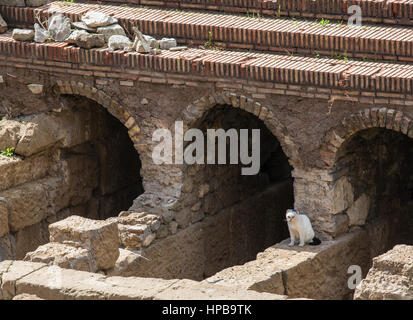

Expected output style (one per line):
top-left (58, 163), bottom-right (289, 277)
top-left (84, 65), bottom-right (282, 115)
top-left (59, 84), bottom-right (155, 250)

top-left (181, 104), bottom-right (294, 277)
top-left (336, 128), bottom-right (413, 259)
top-left (0, 95), bottom-right (144, 260)
top-left (60, 95), bottom-right (144, 220)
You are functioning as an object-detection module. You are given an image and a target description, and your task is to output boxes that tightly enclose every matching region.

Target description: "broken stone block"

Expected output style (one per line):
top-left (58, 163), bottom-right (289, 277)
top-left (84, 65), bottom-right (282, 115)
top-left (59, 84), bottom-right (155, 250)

top-left (12, 29), bottom-right (35, 41)
top-left (65, 29), bottom-right (88, 44)
top-left (27, 84), bottom-right (43, 95)
top-left (143, 35), bottom-right (159, 48)
top-left (0, 14), bottom-right (7, 34)
top-left (75, 33), bottom-right (105, 49)
top-left (107, 35), bottom-right (132, 50)
top-left (354, 245), bottom-right (413, 300)
top-left (48, 14), bottom-right (72, 42)
top-left (0, 260), bottom-right (45, 300)
top-left (49, 216), bottom-right (119, 270)
top-left (1, 178), bottom-right (56, 232)
top-left (71, 21), bottom-right (96, 33)
top-left (169, 46), bottom-right (188, 51)
top-left (106, 248), bottom-right (144, 277)
top-left (97, 24), bottom-right (126, 42)
top-left (34, 23), bottom-right (50, 43)
top-left (12, 114), bottom-right (62, 156)
top-left (117, 223), bottom-right (152, 248)
top-left (117, 212), bottom-right (161, 232)
top-left (159, 38), bottom-right (177, 50)
top-left (81, 11), bottom-right (118, 28)
top-left (0, 118), bottom-right (27, 152)
top-left (136, 40), bottom-right (150, 53)
top-left (24, 242), bottom-right (97, 272)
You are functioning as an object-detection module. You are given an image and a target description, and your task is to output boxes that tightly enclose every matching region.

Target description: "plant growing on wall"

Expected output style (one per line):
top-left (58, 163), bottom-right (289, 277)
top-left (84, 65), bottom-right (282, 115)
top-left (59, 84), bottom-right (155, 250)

top-left (317, 18), bottom-right (330, 27)
top-left (0, 147), bottom-right (16, 157)
top-left (204, 30), bottom-right (214, 49)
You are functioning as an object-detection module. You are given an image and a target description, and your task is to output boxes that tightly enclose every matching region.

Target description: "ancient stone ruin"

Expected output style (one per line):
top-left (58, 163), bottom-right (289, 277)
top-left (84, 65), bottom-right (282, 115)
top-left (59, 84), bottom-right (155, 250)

top-left (0, 0), bottom-right (413, 300)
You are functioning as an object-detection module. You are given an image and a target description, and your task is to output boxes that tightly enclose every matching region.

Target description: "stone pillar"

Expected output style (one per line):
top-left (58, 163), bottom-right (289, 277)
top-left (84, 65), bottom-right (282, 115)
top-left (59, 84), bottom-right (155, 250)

top-left (293, 167), bottom-right (354, 239)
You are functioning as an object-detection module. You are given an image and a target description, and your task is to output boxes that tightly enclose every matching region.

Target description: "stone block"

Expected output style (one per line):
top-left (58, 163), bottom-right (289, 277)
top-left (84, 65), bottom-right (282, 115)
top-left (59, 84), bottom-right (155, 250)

top-left (354, 245), bottom-right (413, 300)
top-left (0, 178), bottom-right (57, 232)
top-left (155, 279), bottom-right (287, 300)
top-left (12, 29), bottom-right (34, 41)
top-left (117, 212), bottom-right (161, 232)
top-left (15, 220), bottom-right (49, 260)
top-left (49, 216), bottom-right (119, 270)
top-left (48, 14), bottom-right (71, 42)
top-left (81, 11), bottom-right (118, 28)
top-left (0, 152), bottom-right (52, 192)
top-left (24, 242), bottom-right (97, 272)
top-left (75, 33), bottom-right (105, 49)
top-left (117, 223), bottom-right (152, 249)
top-left (97, 24), bottom-right (126, 42)
top-left (159, 38), bottom-right (177, 50)
top-left (0, 260), bottom-right (46, 300)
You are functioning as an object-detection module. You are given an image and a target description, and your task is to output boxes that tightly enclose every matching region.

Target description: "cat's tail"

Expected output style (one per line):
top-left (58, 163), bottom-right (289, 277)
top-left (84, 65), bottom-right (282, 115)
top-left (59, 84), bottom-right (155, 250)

top-left (309, 237), bottom-right (321, 246)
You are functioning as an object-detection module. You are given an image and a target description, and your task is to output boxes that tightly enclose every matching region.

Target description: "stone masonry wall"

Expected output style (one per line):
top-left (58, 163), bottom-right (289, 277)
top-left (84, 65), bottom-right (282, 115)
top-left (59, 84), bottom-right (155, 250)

top-left (3, 57), bottom-right (413, 274)
top-left (0, 95), bottom-right (143, 260)
top-left (332, 128), bottom-right (413, 258)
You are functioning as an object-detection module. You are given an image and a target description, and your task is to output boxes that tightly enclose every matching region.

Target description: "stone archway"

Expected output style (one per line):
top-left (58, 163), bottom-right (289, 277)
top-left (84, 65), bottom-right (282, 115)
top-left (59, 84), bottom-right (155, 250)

top-left (0, 92), bottom-right (145, 260)
top-left (321, 108), bottom-right (413, 167)
top-left (308, 107), bottom-right (413, 247)
top-left (172, 91), bottom-right (295, 277)
top-left (55, 80), bottom-right (144, 146)
top-left (180, 91), bottom-right (298, 164)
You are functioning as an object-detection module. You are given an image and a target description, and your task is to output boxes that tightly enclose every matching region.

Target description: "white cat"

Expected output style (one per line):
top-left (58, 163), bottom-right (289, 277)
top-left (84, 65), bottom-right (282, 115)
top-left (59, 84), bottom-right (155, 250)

top-left (286, 209), bottom-right (321, 247)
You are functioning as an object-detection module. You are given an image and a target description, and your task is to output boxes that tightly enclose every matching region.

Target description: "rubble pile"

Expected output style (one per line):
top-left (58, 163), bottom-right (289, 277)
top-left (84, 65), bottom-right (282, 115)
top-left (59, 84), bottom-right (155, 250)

top-left (11, 11), bottom-right (186, 53)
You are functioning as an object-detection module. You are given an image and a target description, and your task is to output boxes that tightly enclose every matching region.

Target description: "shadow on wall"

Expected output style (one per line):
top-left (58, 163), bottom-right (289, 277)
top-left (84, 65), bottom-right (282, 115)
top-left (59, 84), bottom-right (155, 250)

top-left (335, 127), bottom-right (413, 262)
top-left (0, 95), bottom-right (143, 260)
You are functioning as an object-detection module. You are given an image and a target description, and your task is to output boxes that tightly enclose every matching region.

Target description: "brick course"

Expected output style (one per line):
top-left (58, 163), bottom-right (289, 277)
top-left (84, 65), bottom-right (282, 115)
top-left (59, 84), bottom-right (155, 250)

top-left (2, 2), bottom-right (413, 61)
top-left (73, 0), bottom-right (413, 26)
top-left (1, 32), bottom-right (413, 95)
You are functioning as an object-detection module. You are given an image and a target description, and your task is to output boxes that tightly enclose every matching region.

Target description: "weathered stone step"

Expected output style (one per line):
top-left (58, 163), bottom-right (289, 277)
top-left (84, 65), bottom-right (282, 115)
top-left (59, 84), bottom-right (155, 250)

top-left (2, 2), bottom-right (413, 62)
top-left (75, 0), bottom-right (413, 26)
top-left (1, 31), bottom-right (413, 96)
top-left (0, 260), bottom-right (287, 300)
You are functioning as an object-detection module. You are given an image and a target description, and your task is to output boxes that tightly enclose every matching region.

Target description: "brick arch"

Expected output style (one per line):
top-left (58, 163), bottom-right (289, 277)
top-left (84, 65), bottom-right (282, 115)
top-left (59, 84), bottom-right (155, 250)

top-left (55, 80), bottom-right (144, 149)
top-left (180, 91), bottom-right (298, 164)
top-left (321, 107), bottom-right (413, 167)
